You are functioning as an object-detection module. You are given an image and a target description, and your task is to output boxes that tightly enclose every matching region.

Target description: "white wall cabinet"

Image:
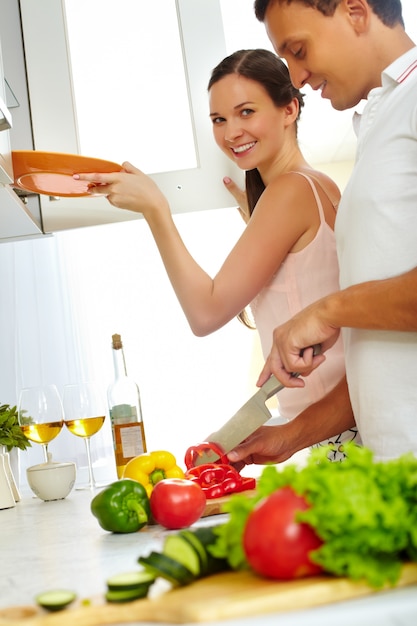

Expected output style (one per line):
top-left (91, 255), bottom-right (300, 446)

top-left (0, 18), bottom-right (43, 243)
top-left (0, 0), bottom-right (241, 240)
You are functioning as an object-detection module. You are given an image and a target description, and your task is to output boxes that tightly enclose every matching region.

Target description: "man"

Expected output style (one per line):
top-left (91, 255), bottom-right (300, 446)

top-left (227, 0), bottom-right (417, 466)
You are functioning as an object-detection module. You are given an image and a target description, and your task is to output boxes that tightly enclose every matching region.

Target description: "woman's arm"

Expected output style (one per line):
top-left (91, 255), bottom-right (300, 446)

top-left (76, 163), bottom-right (318, 336)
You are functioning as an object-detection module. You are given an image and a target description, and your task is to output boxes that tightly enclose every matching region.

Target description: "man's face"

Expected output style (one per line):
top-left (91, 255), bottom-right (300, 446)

top-left (264, 0), bottom-right (374, 110)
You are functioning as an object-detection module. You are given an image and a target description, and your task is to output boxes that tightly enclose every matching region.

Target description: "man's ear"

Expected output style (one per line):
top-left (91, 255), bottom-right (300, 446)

top-left (341, 0), bottom-right (370, 34)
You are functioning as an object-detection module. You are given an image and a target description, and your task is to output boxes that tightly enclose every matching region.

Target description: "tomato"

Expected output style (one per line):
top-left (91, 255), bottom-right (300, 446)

top-left (243, 486), bottom-right (323, 580)
top-left (149, 478), bottom-right (206, 530)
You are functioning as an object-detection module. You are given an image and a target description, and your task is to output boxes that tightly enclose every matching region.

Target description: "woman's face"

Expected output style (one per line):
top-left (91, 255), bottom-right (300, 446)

top-left (209, 74), bottom-right (295, 173)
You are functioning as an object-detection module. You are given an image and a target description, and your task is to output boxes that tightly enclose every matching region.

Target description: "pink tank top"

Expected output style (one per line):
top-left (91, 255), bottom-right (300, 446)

top-left (251, 173), bottom-right (345, 421)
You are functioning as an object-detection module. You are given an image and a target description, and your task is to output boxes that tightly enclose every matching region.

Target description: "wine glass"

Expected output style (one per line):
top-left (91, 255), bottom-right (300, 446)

top-left (18, 385), bottom-right (64, 463)
top-left (63, 382), bottom-right (107, 490)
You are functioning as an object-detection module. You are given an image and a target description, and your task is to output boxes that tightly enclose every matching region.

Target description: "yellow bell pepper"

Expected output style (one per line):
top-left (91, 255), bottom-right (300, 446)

top-left (122, 450), bottom-right (185, 497)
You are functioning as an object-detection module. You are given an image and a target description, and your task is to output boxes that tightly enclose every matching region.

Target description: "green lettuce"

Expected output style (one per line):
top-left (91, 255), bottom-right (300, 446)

top-left (210, 444), bottom-right (417, 587)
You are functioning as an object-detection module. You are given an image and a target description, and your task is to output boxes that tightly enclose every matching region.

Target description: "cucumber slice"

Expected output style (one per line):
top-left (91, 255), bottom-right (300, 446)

top-left (191, 526), bottom-right (230, 575)
top-left (138, 551), bottom-right (196, 586)
top-left (35, 590), bottom-right (77, 612)
top-left (178, 529), bottom-right (209, 575)
top-left (106, 570), bottom-right (156, 592)
top-left (105, 587), bottom-right (149, 603)
top-left (163, 534), bottom-right (201, 576)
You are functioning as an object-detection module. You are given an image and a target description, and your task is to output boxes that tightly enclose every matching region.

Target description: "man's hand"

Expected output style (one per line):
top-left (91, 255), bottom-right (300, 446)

top-left (259, 267), bottom-right (417, 388)
top-left (257, 298), bottom-right (339, 387)
top-left (227, 377), bottom-right (355, 470)
top-left (226, 425), bottom-right (294, 470)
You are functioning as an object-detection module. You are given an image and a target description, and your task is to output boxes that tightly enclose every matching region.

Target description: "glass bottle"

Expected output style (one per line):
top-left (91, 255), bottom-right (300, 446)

top-left (107, 334), bottom-right (147, 478)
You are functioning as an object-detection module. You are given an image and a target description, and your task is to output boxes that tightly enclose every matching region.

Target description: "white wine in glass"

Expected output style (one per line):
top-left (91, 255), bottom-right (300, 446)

top-left (18, 385), bottom-right (64, 463)
top-left (63, 382), bottom-right (106, 490)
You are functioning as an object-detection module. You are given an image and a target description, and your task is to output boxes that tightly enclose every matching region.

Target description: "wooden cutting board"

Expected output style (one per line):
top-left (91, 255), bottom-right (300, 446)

top-left (201, 489), bottom-right (256, 517)
top-left (1, 563), bottom-right (416, 626)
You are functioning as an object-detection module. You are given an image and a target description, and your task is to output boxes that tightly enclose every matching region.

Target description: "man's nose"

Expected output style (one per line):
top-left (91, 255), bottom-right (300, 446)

top-left (287, 62), bottom-right (310, 89)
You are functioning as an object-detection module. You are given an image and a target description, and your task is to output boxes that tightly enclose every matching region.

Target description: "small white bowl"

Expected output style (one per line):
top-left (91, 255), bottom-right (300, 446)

top-left (26, 459), bottom-right (76, 501)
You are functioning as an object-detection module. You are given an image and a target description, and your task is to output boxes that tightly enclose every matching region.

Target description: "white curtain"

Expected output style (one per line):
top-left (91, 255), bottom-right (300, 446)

top-left (0, 231), bottom-right (101, 481)
top-left (0, 209), bottom-right (259, 487)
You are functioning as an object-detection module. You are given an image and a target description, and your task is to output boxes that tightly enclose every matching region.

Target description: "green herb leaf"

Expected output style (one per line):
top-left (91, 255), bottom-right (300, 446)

top-left (0, 403), bottom-right (32, 451)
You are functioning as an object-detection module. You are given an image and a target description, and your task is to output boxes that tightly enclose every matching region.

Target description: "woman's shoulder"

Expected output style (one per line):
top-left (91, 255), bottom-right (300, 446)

top-left (257, 173), bottom-right (314, 216)
top-left (296, 168), bottom-right (341, 209)
top-left (263, 169), bottom-right (338, 203)
top-left (270, 169), bottom-right (340, 214)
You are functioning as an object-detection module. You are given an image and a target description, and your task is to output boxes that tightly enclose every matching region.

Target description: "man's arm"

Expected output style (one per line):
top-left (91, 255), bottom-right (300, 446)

top-left (322, 267), bottom-right (417, 332)
top-left (227, 376), bottom-right (355, 467)
top-left (258, 267), bottom-right (417, 386)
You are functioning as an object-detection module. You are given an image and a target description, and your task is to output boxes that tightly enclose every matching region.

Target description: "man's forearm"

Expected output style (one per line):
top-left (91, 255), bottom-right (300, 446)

top-left (324, 267), bottom-right (417, 332)
top-left (284, 376), bottom-right (356, 453)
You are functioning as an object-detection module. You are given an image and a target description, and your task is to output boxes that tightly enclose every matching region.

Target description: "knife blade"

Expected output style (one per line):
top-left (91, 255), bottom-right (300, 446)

top-left (194, 374), bottom-right (286, 466)
top-left (194, 344), bottom-right (322, 466)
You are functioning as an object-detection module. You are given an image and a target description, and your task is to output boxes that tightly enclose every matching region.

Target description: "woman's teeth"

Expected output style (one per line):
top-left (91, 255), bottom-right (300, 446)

top-left (232, 142), bottom-right (255, 154)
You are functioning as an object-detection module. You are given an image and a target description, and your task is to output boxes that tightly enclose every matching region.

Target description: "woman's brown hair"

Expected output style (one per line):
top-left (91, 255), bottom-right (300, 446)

top-left (208, 50), bottom-right (305, 327)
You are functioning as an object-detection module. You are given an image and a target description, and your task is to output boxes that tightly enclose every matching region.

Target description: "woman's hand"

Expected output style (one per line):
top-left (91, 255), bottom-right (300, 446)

top-left (75, 161), bottom-right (170, 218)
top-left (223, 176), bottom-right (250, 223)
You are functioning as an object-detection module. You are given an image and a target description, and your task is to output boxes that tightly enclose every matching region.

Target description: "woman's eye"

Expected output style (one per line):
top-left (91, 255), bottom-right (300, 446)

top-left (292, 47), bottom-right (303, 58)
top-left (241, 108), bottom-right (254, 117)
top-left (211, 116), bottom-right (225, 125)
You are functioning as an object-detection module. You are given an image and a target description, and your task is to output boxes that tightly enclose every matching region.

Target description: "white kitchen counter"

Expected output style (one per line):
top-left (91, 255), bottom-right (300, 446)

top-left (1, 487), bottom-right (416, 625)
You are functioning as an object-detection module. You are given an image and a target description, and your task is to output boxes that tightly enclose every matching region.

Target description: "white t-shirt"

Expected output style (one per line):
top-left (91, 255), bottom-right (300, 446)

top-left (335, 47), bottom-right (417, 460)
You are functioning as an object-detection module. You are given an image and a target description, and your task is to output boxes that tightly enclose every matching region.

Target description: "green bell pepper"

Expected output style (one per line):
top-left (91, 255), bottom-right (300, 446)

top-left (91, 478), bottom-right (150, 533)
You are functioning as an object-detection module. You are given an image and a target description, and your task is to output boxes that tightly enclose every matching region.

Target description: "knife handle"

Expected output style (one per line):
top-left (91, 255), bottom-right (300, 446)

top-left (259, 374), bottom-right (285, 399)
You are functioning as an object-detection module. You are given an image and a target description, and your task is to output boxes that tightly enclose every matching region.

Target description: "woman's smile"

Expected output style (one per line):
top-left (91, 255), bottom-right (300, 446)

top-left (231, 141), bottom-right (257, 158)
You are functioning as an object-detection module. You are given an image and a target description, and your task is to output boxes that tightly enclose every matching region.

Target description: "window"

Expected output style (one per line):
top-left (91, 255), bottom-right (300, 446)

top-left (64, 0), bottom-right (195, 173)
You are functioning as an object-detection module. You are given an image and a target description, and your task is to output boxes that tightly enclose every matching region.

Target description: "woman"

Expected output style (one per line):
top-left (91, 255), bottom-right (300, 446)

top-left (76, 49), bottom-right (359, 461)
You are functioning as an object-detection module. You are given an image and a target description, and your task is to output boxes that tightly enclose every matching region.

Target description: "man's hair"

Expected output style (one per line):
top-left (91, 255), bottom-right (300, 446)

top-left (254, 0), bottom-right (404, 28)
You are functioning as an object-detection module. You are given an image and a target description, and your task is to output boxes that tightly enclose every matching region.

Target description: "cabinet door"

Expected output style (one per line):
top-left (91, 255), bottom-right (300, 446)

top-left (19, 0), bottom-right (242, 233)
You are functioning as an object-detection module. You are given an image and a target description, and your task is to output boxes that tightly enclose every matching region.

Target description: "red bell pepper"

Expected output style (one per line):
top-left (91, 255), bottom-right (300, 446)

top-left (184, 441), bottom-right (229, 469)
top-left (184, 441), bottom-right (256, 499)
top-left (185, 462), bottom-right (256, 499)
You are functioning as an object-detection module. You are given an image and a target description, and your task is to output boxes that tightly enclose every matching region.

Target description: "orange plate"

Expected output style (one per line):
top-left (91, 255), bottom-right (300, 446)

top-left (11, 150), bottom-right (123, 197)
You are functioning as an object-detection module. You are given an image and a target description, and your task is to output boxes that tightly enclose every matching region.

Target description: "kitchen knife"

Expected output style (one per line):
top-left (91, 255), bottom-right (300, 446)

top-left (195, 344), bottom-right (322, 466)
top-left (194, 374), bottom-right (286, 466)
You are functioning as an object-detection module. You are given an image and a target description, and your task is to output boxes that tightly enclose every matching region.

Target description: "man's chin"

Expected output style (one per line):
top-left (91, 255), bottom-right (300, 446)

top-left (328, 93), bottom-right (363, 111)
